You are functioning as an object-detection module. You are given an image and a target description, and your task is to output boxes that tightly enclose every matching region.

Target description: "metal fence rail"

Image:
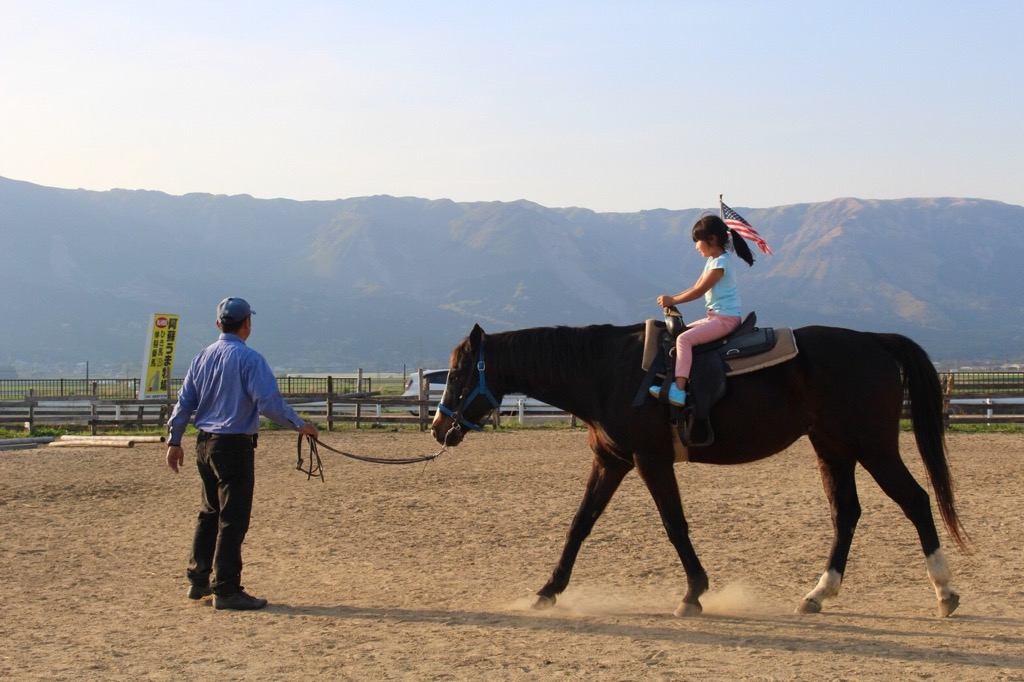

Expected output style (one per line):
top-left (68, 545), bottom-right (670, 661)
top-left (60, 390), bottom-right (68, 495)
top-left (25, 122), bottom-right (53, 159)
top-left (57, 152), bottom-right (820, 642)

top-left (0, 379), bottom-right (141, 400)
top-left (939, 371), bottom-right (1024, 396)
top-left (0, 375), bottom-right (376, 400)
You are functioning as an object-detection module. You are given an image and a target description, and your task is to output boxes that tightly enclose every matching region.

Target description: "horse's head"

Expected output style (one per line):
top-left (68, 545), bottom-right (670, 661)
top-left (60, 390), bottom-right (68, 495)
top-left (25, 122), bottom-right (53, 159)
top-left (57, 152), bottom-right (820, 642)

top-left (430, 324), bottom-right (502, 446)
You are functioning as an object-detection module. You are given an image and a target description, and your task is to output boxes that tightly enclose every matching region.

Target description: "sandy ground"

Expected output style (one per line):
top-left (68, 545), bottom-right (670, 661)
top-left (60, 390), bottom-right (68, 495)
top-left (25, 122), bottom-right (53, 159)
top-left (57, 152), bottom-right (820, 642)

top-left (0, 428), bottom-right (1022, 681)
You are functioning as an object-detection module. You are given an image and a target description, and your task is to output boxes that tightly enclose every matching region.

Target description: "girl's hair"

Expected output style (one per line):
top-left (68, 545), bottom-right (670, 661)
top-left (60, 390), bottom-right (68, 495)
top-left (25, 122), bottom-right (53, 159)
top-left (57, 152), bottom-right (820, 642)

top-left (691, 214), bottom-right (755, 267)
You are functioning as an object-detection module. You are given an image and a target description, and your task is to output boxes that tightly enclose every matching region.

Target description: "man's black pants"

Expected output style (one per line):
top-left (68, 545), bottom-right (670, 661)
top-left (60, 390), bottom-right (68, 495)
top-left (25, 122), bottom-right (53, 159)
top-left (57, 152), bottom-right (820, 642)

top-left (187, 432), bottom-right (256, 595)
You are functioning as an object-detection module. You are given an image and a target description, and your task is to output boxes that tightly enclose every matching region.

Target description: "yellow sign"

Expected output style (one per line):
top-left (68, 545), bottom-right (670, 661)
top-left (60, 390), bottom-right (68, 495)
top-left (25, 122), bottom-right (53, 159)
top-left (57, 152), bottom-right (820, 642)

top-left (140, 314), bottom-right (180, 399)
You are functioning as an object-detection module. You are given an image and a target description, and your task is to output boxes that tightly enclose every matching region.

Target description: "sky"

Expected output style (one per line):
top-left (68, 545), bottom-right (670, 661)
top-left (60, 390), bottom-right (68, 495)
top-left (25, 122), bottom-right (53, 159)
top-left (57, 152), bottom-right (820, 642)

top-left (2, 1), bottom-right (1022, 213)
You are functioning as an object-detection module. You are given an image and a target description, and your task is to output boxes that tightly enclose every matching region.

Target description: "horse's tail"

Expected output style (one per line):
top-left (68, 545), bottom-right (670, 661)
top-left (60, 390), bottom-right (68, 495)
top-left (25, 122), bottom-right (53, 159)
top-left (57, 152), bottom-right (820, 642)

top-left (875, 333), bottom-right (970, 553)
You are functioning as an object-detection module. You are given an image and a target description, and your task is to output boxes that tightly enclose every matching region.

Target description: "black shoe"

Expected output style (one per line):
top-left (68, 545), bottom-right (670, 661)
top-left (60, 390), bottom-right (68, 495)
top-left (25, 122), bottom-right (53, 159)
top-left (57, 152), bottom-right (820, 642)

top-left (187, 583), bottom-right (213, 600)
top-left (214, 589), bottom-right (268, 611)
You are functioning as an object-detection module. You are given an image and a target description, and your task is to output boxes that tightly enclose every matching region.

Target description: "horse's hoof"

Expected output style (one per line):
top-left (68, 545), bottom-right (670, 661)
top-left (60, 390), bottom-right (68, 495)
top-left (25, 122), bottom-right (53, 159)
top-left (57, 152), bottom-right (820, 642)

top-left (533, 594), bottom-right (556, 610)
top-left (938, 592), bottom-right (960, 617)
top-left (674, 601), bottom-right (702, 618)
top-left (797, 598), bottom-right (822, 614)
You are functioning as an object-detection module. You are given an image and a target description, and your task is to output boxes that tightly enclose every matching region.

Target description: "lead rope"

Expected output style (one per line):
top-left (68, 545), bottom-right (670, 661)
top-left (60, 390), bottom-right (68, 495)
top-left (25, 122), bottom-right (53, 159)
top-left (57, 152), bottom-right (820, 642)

top-left (296, 435), bottom-right (325, 482)
top-left (296, 427), bottom-right (458, 481)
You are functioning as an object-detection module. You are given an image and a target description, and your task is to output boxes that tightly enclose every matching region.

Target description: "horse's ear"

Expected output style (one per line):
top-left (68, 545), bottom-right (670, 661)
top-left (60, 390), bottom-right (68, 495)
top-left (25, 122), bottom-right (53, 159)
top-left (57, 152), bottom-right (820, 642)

top-left (470, 323), bottom-right (485, 346)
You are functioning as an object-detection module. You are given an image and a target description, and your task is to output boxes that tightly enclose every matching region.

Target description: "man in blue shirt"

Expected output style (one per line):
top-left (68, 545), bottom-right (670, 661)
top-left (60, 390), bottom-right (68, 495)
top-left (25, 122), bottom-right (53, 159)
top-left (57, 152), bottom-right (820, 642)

top-left (166, 297), bottom-right (319, 610)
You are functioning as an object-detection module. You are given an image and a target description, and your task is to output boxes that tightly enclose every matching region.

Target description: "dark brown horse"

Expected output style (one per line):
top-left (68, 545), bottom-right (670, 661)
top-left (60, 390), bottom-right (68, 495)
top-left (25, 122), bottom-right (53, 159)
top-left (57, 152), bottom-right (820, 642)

top-left (431, 322), bottom-right (969, 617)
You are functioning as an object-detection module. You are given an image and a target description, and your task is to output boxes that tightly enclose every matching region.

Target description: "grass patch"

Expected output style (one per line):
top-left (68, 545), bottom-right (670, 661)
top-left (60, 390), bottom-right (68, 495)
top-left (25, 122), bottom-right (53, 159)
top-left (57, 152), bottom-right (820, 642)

top-left (947, 422), bottom-right (1023, 434)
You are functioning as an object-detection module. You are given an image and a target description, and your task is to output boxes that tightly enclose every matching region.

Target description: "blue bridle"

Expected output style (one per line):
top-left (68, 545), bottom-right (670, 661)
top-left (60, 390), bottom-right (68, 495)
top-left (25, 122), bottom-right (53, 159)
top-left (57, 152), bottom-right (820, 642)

top-left (437, 341), bottom-right (500, 431)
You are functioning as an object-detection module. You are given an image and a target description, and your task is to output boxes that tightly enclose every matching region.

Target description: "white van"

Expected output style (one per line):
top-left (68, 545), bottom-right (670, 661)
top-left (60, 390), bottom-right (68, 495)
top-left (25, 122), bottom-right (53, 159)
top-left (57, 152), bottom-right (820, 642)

top-left (402, 369), bottom-right (554, 415)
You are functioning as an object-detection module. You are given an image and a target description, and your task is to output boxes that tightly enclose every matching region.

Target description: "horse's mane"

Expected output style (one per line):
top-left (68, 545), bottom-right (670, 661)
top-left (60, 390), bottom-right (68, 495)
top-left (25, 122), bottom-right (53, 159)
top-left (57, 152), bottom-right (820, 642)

top-left (486, 323), bottom-right (642, 388)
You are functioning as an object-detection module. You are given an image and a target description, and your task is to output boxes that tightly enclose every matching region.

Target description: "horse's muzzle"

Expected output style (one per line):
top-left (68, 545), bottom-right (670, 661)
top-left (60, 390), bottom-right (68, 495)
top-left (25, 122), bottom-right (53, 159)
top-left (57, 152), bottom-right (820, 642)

top-left (430, 415), bottom-right (465, 447)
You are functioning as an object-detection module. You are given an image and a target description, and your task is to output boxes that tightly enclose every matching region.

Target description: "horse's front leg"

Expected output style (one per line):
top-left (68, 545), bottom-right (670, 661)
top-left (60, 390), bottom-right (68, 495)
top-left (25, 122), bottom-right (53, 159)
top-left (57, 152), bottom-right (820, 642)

top-left (534, 455), bottom-right (631, 608)
top-left (634, 452), bottom-right (709, 617)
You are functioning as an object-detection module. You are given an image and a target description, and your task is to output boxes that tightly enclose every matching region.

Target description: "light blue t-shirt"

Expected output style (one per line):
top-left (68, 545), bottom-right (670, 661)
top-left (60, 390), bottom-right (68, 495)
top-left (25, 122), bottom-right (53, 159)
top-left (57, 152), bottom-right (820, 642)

top-left (704, 252), bottom-right (741, 316)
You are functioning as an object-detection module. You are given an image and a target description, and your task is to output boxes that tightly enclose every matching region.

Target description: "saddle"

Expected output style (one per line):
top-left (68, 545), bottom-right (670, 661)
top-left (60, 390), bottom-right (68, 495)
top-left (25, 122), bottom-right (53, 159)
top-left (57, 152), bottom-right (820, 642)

top-left (634, 309), bottom-right (799, 448)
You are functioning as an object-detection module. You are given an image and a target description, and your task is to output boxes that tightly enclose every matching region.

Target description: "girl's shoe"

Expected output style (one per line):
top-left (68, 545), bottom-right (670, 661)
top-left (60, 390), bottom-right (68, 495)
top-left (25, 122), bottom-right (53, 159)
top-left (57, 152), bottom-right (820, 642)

top-left (649, 384), bottom-right (687, 407)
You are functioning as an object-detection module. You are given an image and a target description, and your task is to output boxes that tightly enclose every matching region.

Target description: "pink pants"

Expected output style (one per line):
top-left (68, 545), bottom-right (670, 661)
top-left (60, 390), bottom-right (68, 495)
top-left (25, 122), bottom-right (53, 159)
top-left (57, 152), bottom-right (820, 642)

top-left (674, 312), bottom-right (741, 381)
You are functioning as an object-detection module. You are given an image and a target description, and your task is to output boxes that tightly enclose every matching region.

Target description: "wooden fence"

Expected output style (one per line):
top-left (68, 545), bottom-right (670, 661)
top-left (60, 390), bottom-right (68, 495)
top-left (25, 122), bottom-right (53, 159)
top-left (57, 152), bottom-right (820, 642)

top-left (0, 372), bottom-right (1020, 433)
top-left (0, 398), bottom-right (172, 434)
top-left (0, 395), bottom-right (433, 434)
top-left (0, 392), bottom-right (572, 434)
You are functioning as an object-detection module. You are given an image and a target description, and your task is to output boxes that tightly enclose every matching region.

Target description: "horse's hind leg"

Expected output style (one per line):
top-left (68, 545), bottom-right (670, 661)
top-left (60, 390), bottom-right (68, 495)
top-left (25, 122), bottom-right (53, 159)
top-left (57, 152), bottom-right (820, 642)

top-left (534, 455), bottom-right (631, 608)
top-left (799, 453), bottom-right (860, 614)
top-left (858, 452), bottom-right (960, 617)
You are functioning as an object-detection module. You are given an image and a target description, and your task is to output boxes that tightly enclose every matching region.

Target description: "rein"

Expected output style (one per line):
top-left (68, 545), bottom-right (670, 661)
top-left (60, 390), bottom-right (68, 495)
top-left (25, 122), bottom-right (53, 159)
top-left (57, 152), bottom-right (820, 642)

top-left (294, 340), bottom-right (496, 482)
top-left (295, 432), bottom-right (455, 482)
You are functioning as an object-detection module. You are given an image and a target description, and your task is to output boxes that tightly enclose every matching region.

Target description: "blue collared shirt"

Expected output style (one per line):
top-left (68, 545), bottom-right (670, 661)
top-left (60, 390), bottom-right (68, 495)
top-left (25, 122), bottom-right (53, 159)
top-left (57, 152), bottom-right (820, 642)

top-left (167, 333), bottom-right (305, 444)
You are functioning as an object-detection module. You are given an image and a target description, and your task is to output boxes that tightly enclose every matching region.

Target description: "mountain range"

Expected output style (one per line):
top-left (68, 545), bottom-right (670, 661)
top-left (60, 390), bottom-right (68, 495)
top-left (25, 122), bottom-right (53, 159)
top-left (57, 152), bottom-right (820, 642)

top-left (1, 176), bottom-right (1022, 377)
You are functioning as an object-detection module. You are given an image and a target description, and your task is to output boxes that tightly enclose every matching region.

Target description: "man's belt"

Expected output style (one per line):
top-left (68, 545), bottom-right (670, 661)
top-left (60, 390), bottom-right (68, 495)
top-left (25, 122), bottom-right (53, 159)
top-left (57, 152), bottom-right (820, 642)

top-left (197, 431), bottom-right (258, 448)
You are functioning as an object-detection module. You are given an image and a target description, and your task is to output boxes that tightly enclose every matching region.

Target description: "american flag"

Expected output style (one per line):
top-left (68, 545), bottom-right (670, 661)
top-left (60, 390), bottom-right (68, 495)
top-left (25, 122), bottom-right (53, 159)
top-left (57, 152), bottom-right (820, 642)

top-left (721, 202), bottom-right (773, 255)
